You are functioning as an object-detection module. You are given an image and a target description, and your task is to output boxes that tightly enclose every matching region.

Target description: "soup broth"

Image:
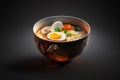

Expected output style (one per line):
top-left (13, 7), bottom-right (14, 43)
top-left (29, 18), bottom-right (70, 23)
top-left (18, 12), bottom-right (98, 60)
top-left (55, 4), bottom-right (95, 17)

top-left (36, 21), bottom-right (87, 42)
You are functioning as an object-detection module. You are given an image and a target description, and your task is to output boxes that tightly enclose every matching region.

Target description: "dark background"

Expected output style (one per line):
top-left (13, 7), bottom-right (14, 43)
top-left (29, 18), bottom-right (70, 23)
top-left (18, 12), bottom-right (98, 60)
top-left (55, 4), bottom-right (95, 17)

top-left (1, 0), bottom-right (120, 80)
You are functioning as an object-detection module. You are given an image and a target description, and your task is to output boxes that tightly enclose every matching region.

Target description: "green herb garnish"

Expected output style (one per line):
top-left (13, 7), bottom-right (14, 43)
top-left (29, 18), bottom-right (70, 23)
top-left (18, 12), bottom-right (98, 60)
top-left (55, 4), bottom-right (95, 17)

top-left (64, 30), bottom-right (71, 36)
top-left (75, 27), bottom-right (81, 31)
top-left (55, 27), bottom-right (62, 32)
top-left (64, 30), bottom-right (67, 33)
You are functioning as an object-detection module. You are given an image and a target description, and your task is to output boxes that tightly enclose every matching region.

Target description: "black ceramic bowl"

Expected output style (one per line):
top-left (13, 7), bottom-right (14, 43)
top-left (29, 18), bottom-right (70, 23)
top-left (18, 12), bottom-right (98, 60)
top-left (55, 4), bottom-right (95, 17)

top-left (33, 16), bottom-right (90, 63)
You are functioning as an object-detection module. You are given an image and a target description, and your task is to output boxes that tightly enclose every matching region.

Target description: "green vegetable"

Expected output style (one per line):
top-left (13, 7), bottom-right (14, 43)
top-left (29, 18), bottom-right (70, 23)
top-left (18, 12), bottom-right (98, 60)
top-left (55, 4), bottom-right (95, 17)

top-left (55, 27), bottom-right (62, 32)
top-left (66, 31), bottom-right (71, 36)
top-left (75, 27), bottom-right (81, 31)
top-left (64, 30), bottom-right (71, 36)
top-left (64, 30), bottom-right (67, 33)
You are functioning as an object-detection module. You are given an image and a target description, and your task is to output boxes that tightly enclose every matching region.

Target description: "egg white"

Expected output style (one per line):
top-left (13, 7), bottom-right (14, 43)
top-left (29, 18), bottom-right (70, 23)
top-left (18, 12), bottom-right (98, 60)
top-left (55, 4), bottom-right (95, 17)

top-left (51, 21), bottom-right (63, 32)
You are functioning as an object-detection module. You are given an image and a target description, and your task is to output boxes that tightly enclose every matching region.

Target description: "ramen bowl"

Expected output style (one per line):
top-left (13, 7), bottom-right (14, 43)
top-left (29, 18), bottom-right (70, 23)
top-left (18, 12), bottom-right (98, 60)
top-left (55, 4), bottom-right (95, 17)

top-left (33, 16), bottom-right (90, 63)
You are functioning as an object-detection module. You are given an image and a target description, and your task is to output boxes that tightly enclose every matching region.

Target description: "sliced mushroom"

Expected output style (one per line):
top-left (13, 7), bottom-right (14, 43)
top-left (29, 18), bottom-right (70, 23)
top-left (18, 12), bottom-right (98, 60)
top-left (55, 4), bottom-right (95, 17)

top-left (40, 26), bottom-right (51, 34)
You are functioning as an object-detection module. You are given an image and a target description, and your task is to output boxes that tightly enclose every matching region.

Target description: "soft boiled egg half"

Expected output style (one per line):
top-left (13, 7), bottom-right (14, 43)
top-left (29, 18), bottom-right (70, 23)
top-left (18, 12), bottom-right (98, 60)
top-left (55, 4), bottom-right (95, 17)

top-left (47, 32), bottom-right (66, 41)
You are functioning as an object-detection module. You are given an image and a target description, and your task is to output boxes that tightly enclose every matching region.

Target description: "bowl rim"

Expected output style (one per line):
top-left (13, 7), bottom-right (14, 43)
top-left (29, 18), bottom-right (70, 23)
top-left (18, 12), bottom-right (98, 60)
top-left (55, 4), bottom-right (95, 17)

top-left (33, 15), bottom-right (91, 43)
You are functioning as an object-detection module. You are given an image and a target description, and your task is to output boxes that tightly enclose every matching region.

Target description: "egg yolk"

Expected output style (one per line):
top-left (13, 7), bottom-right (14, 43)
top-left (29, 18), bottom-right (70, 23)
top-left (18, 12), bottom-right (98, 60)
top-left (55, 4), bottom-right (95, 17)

top-left (50, 33), bottom-right (61, 39)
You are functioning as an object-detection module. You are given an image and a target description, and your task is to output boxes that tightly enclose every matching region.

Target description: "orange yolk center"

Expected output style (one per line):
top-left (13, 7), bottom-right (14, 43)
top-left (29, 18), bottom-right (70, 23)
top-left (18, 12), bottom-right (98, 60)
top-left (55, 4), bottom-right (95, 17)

top-left (50, 33), bottom-right (61, 39)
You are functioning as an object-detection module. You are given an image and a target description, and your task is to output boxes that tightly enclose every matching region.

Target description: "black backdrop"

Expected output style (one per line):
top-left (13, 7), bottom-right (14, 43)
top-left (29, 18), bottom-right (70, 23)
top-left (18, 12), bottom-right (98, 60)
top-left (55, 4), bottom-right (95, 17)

top-left (1, 0), bottom-right (120, 80)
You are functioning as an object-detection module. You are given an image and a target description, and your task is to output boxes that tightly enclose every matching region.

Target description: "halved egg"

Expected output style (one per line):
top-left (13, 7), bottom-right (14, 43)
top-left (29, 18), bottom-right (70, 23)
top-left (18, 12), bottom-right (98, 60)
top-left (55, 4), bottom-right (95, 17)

top-left (47, 32), bottom-right (66, 40)
top-left (51, 21), bottom-right (63, 32)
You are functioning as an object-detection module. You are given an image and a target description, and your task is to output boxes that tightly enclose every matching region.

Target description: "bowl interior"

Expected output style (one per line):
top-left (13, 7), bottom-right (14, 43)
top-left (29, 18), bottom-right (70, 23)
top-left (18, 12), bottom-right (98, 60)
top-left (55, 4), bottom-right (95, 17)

top-left (33, 16), bottom-right (90, 41)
